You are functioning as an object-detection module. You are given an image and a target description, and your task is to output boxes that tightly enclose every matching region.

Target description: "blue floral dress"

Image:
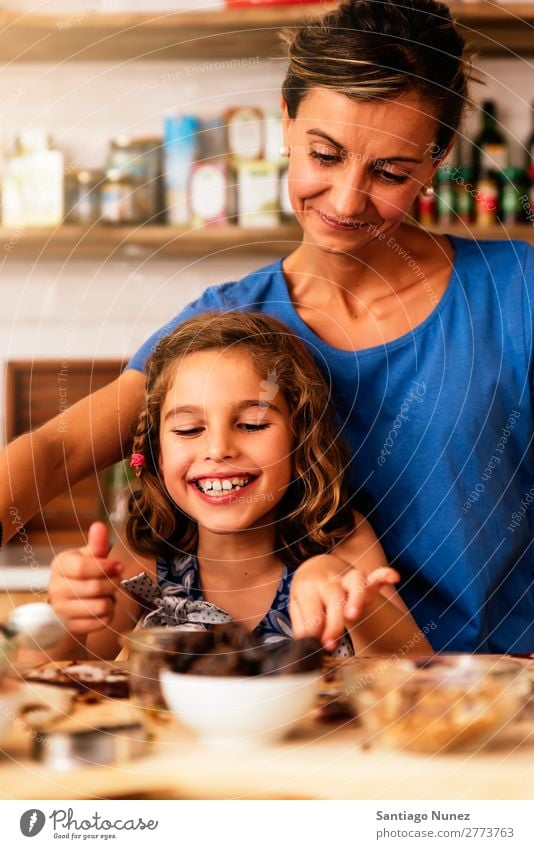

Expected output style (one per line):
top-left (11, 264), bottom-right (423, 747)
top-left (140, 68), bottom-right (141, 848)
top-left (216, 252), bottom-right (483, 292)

top-left (156, 552), bottom-right (354, 657)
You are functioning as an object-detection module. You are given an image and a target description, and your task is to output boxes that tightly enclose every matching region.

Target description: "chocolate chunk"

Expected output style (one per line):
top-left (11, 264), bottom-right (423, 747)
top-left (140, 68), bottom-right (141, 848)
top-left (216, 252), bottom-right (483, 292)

top-left (261, 637), bottom-right (324, 676)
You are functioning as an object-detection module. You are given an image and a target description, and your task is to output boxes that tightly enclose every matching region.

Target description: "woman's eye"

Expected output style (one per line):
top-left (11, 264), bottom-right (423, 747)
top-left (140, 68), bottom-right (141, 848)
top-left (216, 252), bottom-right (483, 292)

top-left (238, 423), bottom-right (271, 432)
top-left (310, 150), bottom-right (340, 167)
top-left (373, 164), bottom-right (409, 184)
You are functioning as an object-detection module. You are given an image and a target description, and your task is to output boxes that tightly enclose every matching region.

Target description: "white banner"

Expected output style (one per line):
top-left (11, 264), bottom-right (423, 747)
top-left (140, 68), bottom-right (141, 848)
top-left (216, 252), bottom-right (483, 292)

top-left (0, 800), bottom-right (532, 849)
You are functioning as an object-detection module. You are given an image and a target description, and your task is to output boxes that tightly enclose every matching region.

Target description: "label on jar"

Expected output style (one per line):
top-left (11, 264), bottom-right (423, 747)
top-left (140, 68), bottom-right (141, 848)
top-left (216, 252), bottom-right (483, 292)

top-left (237, 160), bottom-right (279, 228)
top-left (190, 162), bottom-right (227, 224)
top-left (227, 108), bottom-right (263, 161)
top-left (101, 183), bottom-right (134, 223)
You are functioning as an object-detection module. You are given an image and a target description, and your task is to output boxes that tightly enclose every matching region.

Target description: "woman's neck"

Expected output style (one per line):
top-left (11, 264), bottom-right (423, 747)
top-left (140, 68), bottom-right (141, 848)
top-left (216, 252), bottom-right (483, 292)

top-left (196, 525), bottom-right (282, 590)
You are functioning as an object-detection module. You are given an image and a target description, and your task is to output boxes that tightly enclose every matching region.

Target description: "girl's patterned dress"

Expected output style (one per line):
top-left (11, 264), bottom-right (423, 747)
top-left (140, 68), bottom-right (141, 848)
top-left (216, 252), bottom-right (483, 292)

top-left (156, 552), bottom-right (354, 657)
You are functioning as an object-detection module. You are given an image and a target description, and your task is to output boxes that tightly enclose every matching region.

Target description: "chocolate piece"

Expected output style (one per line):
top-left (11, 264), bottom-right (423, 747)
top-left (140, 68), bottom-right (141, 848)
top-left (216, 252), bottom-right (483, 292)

top-left (188, 645), bottom-right (261, 677)
top-left (261, 637), bottom-right (324, 676)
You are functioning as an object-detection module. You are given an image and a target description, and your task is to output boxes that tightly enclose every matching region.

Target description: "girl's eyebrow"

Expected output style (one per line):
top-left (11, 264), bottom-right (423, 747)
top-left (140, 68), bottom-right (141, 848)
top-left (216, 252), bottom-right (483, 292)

top-left (238, 400), bottom-right (282, 413)
top-left (305, 129), bottom-right (423, 163)
top-left (164, 400), bottom-right (282, 420)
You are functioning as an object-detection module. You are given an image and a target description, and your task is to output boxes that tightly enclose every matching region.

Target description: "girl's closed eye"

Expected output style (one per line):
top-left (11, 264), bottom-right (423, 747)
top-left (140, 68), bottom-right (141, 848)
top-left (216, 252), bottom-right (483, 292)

top-left (172, 425), bottom-right (204, 437)
top-left (238, 422), bottom-right (271, 432)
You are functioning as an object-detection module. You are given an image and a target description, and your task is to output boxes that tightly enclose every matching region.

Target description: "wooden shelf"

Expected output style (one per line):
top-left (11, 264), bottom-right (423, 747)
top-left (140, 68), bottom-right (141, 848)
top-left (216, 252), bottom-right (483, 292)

top-left (0, 3), bottom-right (533, 62)
top-left (449, 2), bottom-right (534, 56)
top-left (0, 223), bottom-right (305, 259)
top-left (1, 222), bottom-right (532, 260)
top-left (0, 5), bottom-right (335, 63)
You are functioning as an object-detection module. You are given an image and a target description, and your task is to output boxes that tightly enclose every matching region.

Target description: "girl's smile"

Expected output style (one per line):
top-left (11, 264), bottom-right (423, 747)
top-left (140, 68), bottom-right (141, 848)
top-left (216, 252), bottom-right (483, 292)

top-left (158, 348), bottom-right (294, 534)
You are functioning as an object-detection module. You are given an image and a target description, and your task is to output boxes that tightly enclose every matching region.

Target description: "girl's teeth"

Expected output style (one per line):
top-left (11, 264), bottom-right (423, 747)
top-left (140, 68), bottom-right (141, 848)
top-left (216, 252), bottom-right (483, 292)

top-left (195, 477), bottom-right (252, 494)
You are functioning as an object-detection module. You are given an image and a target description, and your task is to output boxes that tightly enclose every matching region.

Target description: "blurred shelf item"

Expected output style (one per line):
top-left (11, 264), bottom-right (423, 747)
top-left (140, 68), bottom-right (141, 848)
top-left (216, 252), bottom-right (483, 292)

top-left (449, 2), bottom-right (534, 56)
top-left (0, 3), bottom-right (533, 62)
top-left (0, 222), bottom-right (532, 260)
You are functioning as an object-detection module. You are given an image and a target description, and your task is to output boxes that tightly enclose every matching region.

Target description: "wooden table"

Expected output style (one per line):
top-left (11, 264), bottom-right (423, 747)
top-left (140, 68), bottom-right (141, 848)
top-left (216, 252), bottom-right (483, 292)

top-left (1, 678), bottom-right (534, 800)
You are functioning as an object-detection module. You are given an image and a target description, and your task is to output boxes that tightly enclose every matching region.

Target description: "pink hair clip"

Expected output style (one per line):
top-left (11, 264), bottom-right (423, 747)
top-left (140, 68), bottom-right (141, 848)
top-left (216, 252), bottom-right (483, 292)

top-left (130, 453), bottom-right (145, 477)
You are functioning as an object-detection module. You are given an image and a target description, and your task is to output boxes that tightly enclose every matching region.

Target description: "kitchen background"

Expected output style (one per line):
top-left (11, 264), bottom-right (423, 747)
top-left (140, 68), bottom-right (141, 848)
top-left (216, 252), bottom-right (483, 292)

top-left (1, 0), bottom-right (534, 547)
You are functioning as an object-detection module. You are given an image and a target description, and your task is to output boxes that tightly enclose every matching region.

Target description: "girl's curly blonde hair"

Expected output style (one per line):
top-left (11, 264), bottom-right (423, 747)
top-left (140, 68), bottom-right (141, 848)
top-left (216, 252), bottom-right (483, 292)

top-left (126, 311), bottom-right (355, 568)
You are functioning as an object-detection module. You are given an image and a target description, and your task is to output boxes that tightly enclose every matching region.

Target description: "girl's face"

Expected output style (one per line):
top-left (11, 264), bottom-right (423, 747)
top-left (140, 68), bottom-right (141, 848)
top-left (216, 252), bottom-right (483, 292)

top-left (158, 348), bottom-right (294, 535)
top-left (282, 87), bottom-right (441, 254)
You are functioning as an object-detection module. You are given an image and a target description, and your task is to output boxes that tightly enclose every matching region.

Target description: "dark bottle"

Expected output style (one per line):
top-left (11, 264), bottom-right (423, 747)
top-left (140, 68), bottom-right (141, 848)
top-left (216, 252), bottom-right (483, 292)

top-left (435, 166), bottom-right (455, 226)
top-left (472, 100), bottom-right (509, 182)
top-left (454, 165), bottom-right (475, 224)
top-left (500, 166), bottom-right (526, 225)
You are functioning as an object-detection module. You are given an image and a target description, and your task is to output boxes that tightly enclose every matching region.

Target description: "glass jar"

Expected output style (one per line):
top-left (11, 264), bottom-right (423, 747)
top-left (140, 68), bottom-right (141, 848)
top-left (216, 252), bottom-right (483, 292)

top-left (64, 169), bottom-right (102, 225)
top-left (100, 169), bottom-right (136, 224)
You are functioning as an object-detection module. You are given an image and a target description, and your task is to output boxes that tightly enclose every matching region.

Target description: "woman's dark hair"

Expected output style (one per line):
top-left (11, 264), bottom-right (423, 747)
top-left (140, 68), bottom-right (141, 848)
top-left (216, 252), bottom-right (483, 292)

top-left (282, 0), bottom-right (475, 158)
top-left (126, 311), bottom-right (355, 568)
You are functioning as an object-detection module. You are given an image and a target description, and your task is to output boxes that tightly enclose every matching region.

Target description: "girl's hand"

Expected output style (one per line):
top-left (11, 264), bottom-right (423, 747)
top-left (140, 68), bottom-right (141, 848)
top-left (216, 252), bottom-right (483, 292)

top-left (48, 522), bottom-right (123, 638)
top-left (289, 554), bottom-right (400, 651)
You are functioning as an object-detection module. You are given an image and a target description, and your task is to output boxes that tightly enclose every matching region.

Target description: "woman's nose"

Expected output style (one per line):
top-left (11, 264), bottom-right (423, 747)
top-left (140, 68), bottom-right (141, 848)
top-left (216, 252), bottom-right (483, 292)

top-left (328, 171), bottom-right (369, 220)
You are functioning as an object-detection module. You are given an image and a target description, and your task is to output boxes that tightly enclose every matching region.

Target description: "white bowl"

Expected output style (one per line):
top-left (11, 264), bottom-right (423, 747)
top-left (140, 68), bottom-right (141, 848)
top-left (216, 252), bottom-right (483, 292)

top-left (160, 669), bottom-right (319, 748)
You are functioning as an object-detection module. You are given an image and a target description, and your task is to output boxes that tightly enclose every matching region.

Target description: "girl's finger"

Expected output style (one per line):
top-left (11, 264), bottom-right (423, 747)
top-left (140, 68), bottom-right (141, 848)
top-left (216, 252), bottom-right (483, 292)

top-left (62, 575), bottom-right (122, 599)
top-left (321, 586), bottom-right (348, 651)
top-left (289, 592), bottom-right (325, 640)
top-left (52, 596), bottom-right (116, 621)
top-left (341, 568), bottom-right (367, 620)
top-left (87, 522), bottom-right (111, 559)
top-left (65, 616), bottom-right (113, 635)
top-left (366, 567), bottom-right (400, 586)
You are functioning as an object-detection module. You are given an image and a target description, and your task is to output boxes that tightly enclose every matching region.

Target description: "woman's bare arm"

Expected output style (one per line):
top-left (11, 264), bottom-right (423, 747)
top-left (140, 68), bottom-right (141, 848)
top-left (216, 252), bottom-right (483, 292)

top-left (0, 369), bottom-right (145, 542)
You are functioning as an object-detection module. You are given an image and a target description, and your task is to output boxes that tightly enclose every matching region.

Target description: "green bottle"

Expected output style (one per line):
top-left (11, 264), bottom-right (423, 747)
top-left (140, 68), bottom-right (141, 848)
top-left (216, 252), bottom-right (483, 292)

top-left (472, 100), bottom-right (509, 182)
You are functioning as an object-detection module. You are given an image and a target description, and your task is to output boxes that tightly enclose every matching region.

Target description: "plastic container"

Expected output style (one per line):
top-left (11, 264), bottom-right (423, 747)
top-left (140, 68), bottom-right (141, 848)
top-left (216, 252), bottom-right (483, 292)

top-left (341, 655), bottom-right (530, 754)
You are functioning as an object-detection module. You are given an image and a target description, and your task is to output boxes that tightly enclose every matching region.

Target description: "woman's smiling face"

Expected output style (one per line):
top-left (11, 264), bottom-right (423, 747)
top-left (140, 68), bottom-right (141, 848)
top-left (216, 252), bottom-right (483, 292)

top-left (282, 87), bottom-right (441, 254)
top-left (158, 348), bottom-right (294, 536)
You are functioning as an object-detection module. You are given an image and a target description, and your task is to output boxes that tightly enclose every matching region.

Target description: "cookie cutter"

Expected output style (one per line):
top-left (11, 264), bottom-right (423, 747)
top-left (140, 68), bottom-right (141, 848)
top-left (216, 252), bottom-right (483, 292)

top-left (32, 722), bottom-right (148, 771)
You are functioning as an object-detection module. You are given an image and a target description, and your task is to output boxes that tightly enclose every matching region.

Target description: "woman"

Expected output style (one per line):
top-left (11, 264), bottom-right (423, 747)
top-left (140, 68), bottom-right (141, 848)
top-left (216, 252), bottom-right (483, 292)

top-left (2, 0), bottom-right (533, 652)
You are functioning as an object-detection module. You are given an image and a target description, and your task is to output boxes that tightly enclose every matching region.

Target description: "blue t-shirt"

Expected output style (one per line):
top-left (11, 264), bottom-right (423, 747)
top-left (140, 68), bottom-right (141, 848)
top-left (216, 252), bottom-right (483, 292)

top-left (128, 236), bottom-right (534, 653)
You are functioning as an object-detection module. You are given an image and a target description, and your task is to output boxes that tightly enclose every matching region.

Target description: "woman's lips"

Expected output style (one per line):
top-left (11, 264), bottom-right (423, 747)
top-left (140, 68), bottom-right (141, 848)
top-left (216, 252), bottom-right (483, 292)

top-left (317, 211), bottom-right (378, 232)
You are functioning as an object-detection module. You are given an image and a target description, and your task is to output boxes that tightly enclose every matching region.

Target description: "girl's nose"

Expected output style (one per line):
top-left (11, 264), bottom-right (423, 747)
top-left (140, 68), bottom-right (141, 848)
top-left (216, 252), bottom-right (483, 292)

top-left (204, 428), bottom-right (238, 462)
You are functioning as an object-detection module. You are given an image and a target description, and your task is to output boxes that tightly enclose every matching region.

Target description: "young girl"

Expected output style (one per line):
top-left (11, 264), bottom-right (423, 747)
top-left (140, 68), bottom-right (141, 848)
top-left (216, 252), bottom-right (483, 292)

top-left (48, 312), bottom-right (431, 660)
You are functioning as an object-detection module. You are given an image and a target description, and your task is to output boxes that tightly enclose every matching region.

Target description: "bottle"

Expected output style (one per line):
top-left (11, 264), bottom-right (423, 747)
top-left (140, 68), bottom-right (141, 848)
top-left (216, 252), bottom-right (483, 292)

top-left (500, 166), bottom-right (526, 225)
top-left (454, 165), bottom-right (475, 225)
top-left (472, 100), bottom-right (509, 183)
top-left (2, 129), bottom-right (64, 227)
top-left (435, 166), bottom-right (455, 226)
top-left (163, 114), bottom-right (199, 226)
top-left (475, 166), bottom-right (499, 228)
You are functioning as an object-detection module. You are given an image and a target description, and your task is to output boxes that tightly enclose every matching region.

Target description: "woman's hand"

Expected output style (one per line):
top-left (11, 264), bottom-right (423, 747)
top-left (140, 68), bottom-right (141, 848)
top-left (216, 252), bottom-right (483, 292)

top-left (289, 553), bottom-right (399, 651)
top-left (48, 522), bottom-right (123, 639)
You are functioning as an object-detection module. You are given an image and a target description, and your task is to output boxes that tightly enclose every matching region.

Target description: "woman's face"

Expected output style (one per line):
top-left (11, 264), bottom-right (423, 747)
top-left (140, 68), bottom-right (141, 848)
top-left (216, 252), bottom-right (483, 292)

top-left (282, 88), bottom-right (442, 254)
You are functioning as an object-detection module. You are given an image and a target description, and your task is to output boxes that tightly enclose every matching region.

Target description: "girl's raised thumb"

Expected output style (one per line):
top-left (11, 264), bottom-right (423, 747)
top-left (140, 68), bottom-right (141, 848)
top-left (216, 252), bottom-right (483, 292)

top-left (87, 521), bottom-right (110, 559)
